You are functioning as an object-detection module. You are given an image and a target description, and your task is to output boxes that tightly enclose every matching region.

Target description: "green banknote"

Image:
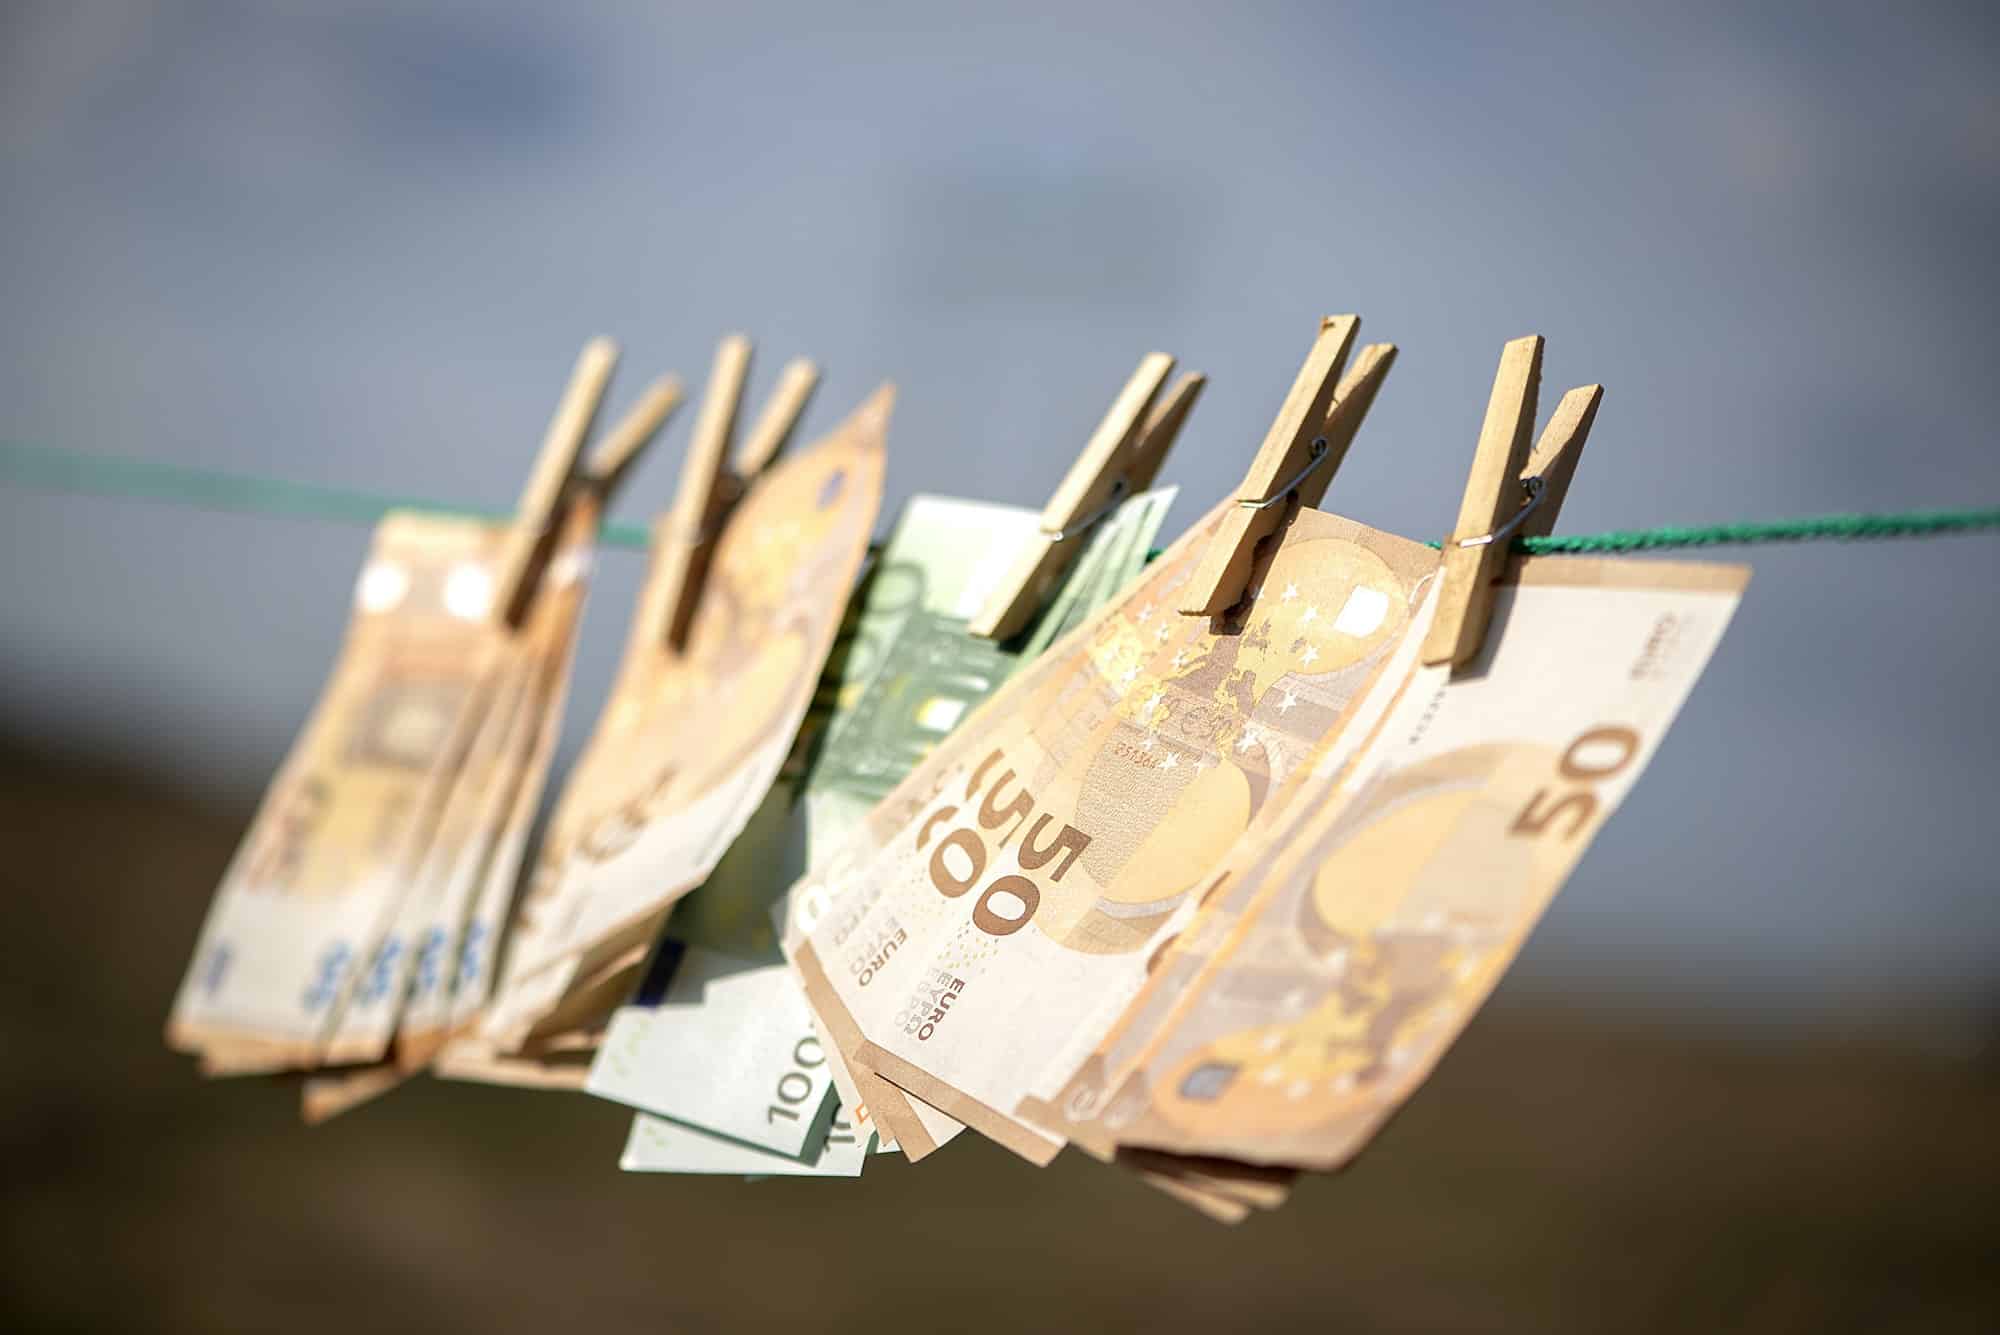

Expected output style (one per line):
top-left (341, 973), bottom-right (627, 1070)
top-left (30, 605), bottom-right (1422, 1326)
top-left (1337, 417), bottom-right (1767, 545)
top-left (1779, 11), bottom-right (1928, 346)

top-left (585, 489), bottom-right (1175, 1163)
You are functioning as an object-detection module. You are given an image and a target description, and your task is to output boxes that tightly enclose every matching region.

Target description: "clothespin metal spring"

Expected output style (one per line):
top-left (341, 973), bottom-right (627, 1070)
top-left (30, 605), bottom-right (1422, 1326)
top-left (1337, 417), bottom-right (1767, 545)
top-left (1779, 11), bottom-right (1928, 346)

top-left (1237, 438), bottom-right (1330, 512)
top-left (1044, 478), bottom-right (1131, 543)
top-left (1456, 475), bottom-right (1546, 549)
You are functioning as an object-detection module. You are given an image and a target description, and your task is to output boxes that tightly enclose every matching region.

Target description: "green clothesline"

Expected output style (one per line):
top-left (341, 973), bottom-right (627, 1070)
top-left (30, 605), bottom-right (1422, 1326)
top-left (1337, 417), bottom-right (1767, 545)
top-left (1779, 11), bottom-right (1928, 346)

top-left (2, 440), bottom-right (1996, 555)
top-left (0, 440), bottom-right (655, 550)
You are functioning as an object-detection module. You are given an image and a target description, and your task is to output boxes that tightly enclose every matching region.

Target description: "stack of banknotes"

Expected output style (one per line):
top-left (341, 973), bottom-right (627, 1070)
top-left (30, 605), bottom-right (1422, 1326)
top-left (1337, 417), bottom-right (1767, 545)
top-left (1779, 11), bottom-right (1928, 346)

top-left (167, 368), bottom-right (1746, 1221)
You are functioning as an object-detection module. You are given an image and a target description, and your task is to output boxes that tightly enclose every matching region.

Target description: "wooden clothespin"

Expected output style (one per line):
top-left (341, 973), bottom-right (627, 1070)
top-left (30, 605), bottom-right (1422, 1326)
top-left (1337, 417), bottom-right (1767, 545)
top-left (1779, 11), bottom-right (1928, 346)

top-left (1178, 316), bottom-right (1397, 617)
top-left (644, 334), bottom-right (821, 649)
top-left (1421, 335), bottom-right (1602, 670)
top-left (968, 354), bottom-right (1206, 640)
top-left (495, 337), bottom-right (619, 629)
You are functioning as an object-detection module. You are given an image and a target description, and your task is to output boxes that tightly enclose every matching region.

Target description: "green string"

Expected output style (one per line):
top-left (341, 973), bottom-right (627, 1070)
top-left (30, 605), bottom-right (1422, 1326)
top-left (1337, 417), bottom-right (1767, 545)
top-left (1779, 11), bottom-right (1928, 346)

top-left (0, 440), bottom-right (655, 549)
top-left (1494, 510), bottom-right (2000, 554)
top-left (3, 439), bottom-right (1996, 555)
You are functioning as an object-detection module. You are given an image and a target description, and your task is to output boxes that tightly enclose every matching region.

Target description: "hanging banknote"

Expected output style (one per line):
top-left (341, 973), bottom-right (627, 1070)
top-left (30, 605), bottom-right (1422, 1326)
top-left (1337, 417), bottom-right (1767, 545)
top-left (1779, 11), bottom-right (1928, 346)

top-left (460, 387), bottom-right (889, 1065)
top-left (296, 504), bottom-right (598, 1120)
top-left (1048, 558), bottom-right (1747, 1169)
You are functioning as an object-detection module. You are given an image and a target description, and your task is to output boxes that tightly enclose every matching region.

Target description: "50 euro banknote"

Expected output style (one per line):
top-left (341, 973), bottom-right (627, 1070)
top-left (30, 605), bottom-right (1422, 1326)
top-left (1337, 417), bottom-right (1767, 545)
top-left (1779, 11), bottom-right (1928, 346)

top-left (1042, 556), bottom-right (1748, 1171)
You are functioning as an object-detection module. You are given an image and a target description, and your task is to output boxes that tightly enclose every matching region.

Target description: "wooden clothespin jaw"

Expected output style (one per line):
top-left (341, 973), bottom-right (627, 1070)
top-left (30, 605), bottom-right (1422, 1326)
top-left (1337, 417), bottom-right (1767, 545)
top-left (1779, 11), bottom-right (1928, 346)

top-left (1178, 316), bottom-right (1397, 618)
top-left (727, 357), bottom-right (820, 492)
top-left (646, 335), bottom-right (822, 650)
top-left (1420, 334), bottom-right (1602, 671)
top-left (968, 353), bottom-right (1205, 641)
top-left (576, 373), bottom-right (685, 503)
top-left (1124, 370), bottom-right (1207, 493)
top-left (495, 337), bottom-right (619, 630)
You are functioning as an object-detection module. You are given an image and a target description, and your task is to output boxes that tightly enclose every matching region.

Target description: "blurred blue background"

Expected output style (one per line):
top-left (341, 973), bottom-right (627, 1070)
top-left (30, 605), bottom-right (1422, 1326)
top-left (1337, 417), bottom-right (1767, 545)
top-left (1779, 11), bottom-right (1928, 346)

top-left (1, 4), bottom-right (1996, 1328)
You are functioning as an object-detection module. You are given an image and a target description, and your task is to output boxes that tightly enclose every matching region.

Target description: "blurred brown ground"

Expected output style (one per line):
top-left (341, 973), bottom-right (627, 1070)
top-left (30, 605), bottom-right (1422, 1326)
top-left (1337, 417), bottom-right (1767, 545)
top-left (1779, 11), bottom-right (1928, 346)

top-left (2, 729), bottom-right (1994, 1334)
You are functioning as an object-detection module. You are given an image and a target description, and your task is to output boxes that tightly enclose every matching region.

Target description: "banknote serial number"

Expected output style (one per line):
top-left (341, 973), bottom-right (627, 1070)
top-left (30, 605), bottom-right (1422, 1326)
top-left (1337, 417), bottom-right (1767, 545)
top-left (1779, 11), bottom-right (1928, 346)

top-left (913, 747), bottom-right (1093, 938)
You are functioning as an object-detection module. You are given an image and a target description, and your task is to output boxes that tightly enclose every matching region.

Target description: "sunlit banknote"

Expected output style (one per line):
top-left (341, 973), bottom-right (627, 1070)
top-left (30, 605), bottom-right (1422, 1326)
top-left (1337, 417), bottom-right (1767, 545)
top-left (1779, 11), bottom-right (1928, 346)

top-left (296, 509), bottom-right (598, 1119)
top-left (1055, 557), bottom-right (1747, 1170)
top-left (471, 389), bottom-right (889, 1056)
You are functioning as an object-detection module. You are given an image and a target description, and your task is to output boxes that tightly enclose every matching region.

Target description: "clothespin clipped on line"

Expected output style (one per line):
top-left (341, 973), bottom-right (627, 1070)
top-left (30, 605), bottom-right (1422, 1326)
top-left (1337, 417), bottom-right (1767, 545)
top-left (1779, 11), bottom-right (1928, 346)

top-left (640, 334), bottom-right (822, 650)
top-left (968, 353), bottom-right (1207, 641)
top-left (1178, 315), bottom-right (1397, 618)
top-left (493, 337), bottom-right (687, 629)
top-left (1421, 334), bottom-right (1602, 671)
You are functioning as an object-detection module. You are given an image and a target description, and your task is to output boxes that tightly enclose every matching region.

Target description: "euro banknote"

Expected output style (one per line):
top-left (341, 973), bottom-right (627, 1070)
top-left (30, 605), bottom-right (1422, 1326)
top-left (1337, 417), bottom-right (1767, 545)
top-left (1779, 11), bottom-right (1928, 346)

top-left (1049, 557), bottom-right (1748, 1171)
top-left (294, 511), bottom-right (597, 1118)
top-left (467, 388), bottom-right (888, 1060)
